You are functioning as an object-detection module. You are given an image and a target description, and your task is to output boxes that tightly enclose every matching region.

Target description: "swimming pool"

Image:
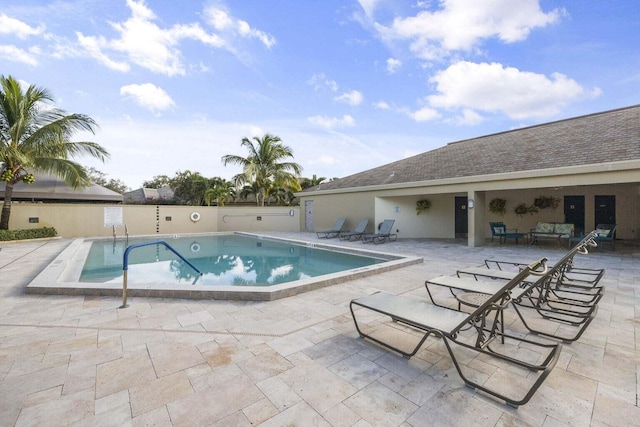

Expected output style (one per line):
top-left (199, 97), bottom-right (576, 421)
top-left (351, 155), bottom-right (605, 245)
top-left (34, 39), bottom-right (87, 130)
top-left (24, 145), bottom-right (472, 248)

top-left (27, 233), bottom-right (422, 301)
top-left (79, 234), bottom-right (386, 286)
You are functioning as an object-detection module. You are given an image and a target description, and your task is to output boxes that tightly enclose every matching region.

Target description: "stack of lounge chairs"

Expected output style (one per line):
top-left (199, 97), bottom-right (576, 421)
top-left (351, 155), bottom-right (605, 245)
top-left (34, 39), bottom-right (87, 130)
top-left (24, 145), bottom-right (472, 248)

top-left (317, 218), bottom-right (397, 244)
top-left (349, 230), bottom-right (605, 407)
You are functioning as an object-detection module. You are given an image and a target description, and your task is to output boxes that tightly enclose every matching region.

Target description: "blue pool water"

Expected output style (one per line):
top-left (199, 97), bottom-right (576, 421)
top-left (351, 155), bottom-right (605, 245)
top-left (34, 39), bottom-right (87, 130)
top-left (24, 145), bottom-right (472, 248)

top-left (79, 234), bottom-right (385, 286)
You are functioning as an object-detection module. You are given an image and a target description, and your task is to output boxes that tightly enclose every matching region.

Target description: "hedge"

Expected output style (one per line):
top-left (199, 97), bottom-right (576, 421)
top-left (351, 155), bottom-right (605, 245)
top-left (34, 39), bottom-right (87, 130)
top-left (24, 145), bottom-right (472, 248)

top-left (0, 227), bottom-right (57, 241)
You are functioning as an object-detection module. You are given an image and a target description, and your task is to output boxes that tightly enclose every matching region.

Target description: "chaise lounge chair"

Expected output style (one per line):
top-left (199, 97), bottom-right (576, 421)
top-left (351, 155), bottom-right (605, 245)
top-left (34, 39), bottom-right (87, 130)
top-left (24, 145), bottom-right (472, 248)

top-left (427, 232), bottom-right (602, 342)
top-left (351, 259), bottom-right (560, 406)
top-left (361, 219), bottom-right (397, 244)
top-left (338, 218), bottom-right (369, 241)
top-left (316, 218), bottom-right (346, 239)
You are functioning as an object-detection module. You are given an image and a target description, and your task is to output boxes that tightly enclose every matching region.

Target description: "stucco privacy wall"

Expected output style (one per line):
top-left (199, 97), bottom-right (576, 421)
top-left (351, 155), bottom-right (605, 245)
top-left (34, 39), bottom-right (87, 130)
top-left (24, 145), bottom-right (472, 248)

top-left (7, 203), bottom-right (300, 238)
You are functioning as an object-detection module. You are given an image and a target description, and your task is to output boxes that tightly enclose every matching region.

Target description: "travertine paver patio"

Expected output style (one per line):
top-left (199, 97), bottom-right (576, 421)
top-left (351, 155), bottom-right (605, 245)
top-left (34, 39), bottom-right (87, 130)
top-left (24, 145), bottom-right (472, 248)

top-left (0, 233), bottom-right (639, 426)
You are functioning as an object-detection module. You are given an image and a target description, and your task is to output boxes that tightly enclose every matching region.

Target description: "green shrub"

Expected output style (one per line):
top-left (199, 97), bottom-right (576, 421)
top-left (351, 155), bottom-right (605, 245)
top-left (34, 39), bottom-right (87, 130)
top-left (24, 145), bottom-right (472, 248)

top-left (0, 227), bottom-right (57, 241)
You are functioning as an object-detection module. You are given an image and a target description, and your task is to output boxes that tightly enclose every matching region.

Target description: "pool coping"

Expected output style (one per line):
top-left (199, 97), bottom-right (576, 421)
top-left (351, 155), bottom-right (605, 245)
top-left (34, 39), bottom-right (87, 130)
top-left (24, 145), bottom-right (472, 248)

top-left (26, 232), bottom-right (423, 301)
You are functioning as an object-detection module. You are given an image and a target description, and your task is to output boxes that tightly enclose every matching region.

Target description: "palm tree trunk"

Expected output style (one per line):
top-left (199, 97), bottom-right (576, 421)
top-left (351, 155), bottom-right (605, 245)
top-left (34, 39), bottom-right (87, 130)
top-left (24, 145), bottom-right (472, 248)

top-left (0, 182), bottom-right (14, 230)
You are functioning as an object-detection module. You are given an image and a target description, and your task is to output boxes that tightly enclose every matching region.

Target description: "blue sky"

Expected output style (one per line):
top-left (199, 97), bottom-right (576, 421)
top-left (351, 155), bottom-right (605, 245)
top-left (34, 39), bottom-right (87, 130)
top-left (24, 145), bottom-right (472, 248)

top-left (2, 0), bottom-right (638, 189)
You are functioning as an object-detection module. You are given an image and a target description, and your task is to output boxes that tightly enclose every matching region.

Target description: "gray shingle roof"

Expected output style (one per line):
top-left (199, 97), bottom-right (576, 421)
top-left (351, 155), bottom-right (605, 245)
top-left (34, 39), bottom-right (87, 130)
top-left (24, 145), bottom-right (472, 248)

top-left (309, 105), bottom-right (640, 192)
top-left (0, 173), bottom-right (123, 202)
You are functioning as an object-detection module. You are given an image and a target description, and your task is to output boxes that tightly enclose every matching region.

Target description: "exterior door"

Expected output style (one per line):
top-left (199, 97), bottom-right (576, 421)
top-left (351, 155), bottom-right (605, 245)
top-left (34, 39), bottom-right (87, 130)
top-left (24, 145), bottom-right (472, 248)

top-left (595, 195), bottom-right (616, 226)
top-left (454, 197), bottom-right (468, 238)
top-left (564, 196), bottom-right (585, 235)
top-left (304, 200), bottom-right (313, 231)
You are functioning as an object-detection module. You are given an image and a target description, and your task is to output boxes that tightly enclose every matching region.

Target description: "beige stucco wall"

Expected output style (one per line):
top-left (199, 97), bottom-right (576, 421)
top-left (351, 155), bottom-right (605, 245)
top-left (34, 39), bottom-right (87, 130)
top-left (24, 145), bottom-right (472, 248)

top-left (7, 203), bottom-right (300, 238)
top-left (302, 193), bottom-right (376, 234)
top-left (299, 181), bottom-right (640, 242)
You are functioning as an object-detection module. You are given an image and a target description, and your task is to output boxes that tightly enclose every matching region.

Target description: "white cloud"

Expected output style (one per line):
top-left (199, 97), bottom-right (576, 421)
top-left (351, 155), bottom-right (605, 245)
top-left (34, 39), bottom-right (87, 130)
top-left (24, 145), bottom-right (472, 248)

top-left (373, 101), bottom-right (390, 110)
top-left (386, 57), bottom-right (401, 73)
top-left (308, 115), bottom-right (356, 129)
top-left (0, 13), bottom-right (45, 39)
top-left (357, 0), bottom-right (380, 19)
top-left (0, 44), bottom-right (40, 65)
top-left (334, 90), bottom-right (363, 106)
top-left (454, 108), bottom-right (484, 125)
top-left (374, 0), bottom-right (562, 60)
top-left (120, 83), bottom-right (175, 112)
top-left (203, 6), bottom-right (276, 48)
top-left (76, 33), bottom-right (130, 72)
top-left (308, 73), bottom-right (338, 92)
top-left (72, 0), bottom-right (274, 76)
top-left (427, 61), bottom-right (592, 119)
top-left (408, 107), bottom-right (440, 122)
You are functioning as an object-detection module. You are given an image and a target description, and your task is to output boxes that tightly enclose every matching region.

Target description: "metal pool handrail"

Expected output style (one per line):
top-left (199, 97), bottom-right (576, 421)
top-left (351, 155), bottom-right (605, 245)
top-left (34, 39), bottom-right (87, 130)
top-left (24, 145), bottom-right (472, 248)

top-left (120, 240), bottom-right (202, 308)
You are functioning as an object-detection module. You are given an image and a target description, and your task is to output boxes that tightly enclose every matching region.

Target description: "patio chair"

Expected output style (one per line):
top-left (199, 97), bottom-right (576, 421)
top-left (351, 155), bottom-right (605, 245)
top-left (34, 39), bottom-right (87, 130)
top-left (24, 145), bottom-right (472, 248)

top-left (489, 222), bottom-right (526, 244)
top-left (351, 258), bottom-right (560, 406)
top-left (594, 224), bottom-right (616, 250)
top-left (338, 218), bottom-right (370, 241)
top-left (362, 219), bottom-right (397, 244)
top-left (316, 218), bottom-right (346, 239)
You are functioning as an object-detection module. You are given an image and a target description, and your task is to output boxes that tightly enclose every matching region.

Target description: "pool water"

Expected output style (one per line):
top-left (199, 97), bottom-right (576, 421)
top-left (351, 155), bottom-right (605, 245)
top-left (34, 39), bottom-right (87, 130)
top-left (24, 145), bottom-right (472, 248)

top-left (79, 234), bottom-right (385, 286)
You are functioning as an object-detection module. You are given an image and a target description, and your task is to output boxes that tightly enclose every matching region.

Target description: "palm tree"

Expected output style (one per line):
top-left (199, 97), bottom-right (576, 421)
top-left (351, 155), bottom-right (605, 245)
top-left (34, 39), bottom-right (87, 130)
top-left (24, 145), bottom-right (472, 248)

top-left (221, 134), bottom-right (302, 206)
top-left (204, 179), bottom-right (236, 206)
top-left (0, 75), bottom-right (109, 229)
top-left (300, 174), bottom-right (326, 190)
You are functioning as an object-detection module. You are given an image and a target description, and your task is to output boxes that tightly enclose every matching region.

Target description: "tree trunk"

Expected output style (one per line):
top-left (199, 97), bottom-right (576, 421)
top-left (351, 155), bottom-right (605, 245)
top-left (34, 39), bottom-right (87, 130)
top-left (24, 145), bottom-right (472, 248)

top-left (0, 181), bottom-right (14, 230)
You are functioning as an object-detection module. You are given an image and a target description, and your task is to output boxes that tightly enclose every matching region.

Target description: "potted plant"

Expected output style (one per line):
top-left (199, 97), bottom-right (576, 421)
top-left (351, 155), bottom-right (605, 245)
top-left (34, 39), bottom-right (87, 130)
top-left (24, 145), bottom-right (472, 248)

top-left (489, 198), bottom-right (507, 215)
top-left (416, 199), bottom-right (431, 215)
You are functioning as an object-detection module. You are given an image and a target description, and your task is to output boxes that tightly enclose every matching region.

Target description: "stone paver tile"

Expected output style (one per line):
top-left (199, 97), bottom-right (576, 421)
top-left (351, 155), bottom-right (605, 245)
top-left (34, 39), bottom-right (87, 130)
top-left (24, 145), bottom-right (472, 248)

top-left (567, 356), bottom-right (636, 394)
top-left (302, 334), bottom-right (370, 367)
top-left (397, 371), bottom-right (448, 406)
top-left (344, 381), bottom-right (418, 426)
top-left (267, 331), bottom-right (314, 357)
top-left (176, 310), bottom-right (214, 327)
top-left (258, 401), bottom-right (331, 427)
top-left (132, 406), bottom-right (173, 427)
top-left (95, 350), bottom-right (157, 399)
top-left (5, 352), bottom-right (69, 378)
top-left (544, 365), bottom-right (598, 403)
top-left (0, 364), bottom-right (67, 402)
top-left (321, 402), bottom-right (366, 427)
top-left (242, 397), bottom-right (279, 425)
top-left (68, 338), bottom-right (123, 369)
top-left (278, 361), bottom-right (358, 414)
top-left (95, 389), bottom-right (130, 415)
top-left (167, 373), bottom-right (264, 426)
top-left (328, 353), bottom-right (388, 389)
top-left (373, 352), bottom-right (431, 381)
top-left (201, 341), bottom-right (253, 370)
top-left (406, 389), bottom-right (502, 427)
top-left (151, 345), bottom-right (205, 377)
top-left (130, 371), bottom-right (193, 417)
top-left (512, 383), bottom-right (592, 427)
top-left (237, 349), bottom-right (294, 382)
top-left (15, 388), bottom-right (94, 426)
top-left (256, 375), bottom-right (302, 411)
top-left (591, 383), bottom-right (640, 426)
top-left (210, 410), bottom-right (252, 427)
top-left (63, 362), bottom-right (97, 395)
top-left (22, 385), bottom-right (62, 408)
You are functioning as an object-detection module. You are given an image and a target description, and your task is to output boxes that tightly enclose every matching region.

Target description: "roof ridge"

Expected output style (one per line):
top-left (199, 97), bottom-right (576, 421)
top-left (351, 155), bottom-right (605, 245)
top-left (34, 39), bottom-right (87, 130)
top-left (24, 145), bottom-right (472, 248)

top-left (447, 104), bottom-right (640, 146)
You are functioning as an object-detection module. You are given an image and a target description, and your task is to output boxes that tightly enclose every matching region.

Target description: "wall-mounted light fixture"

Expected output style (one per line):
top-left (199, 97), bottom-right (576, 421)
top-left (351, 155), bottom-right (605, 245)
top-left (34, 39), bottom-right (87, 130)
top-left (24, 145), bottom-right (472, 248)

top-left (467, 199), bottom-right (475, 209)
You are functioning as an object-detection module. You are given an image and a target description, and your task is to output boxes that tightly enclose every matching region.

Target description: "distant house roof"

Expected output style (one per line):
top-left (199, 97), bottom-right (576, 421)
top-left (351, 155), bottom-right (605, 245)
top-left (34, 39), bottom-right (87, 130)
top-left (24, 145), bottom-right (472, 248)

top-left (306, 105), bottom-right (640, 192)
top-left (0, 173), bottom-right (123, 203)
top-left (123, 187), bottom-right (174, 204)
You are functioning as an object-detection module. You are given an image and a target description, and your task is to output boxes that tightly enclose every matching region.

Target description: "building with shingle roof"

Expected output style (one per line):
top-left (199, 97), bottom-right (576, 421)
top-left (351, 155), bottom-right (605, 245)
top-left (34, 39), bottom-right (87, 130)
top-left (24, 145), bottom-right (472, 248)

top-left (299, 105), bottom-right (640, 246)
top-left (0, 172), bottom-right (123, 203)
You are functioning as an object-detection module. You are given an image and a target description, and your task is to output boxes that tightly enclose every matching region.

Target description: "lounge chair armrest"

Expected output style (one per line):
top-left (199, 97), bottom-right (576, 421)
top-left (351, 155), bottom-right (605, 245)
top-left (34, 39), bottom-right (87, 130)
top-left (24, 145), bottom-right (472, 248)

top-left (484, 259), bottom-right (527, 269)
